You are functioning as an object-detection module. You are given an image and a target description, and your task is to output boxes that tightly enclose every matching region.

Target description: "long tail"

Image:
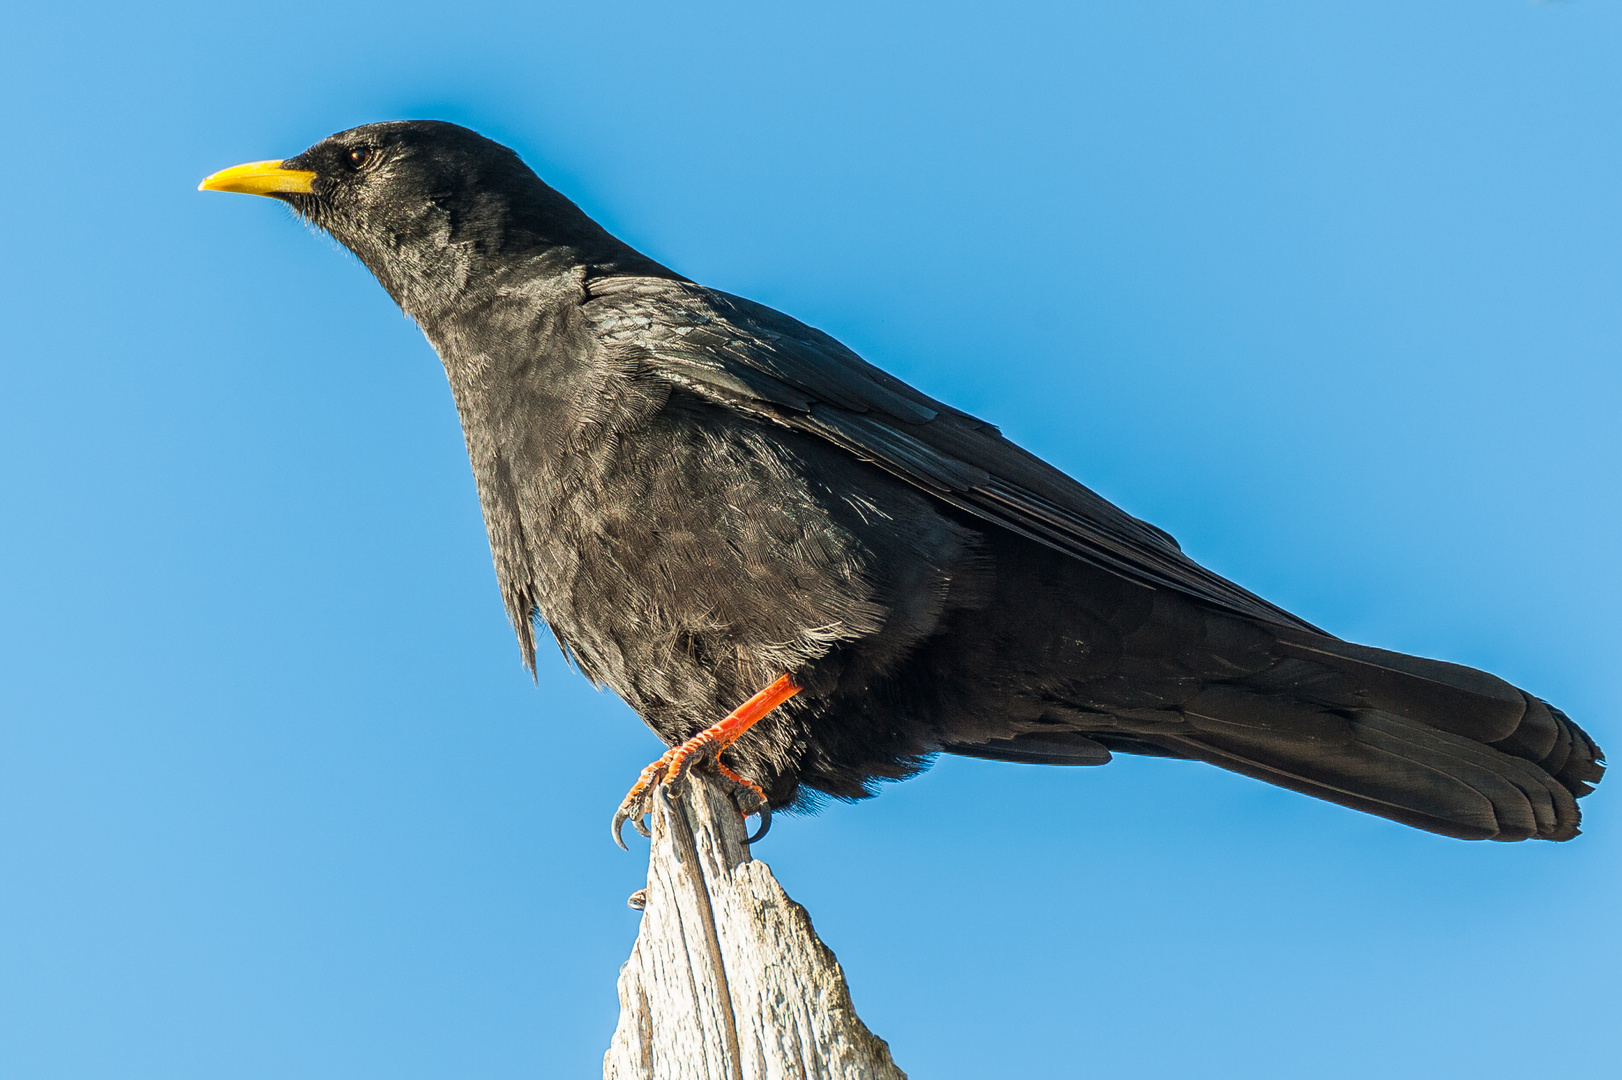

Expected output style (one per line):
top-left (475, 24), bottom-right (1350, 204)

top-left (1130, 633), bottom-right (1603, 840)
top-left (950, 624), bottom-right (1604, 841)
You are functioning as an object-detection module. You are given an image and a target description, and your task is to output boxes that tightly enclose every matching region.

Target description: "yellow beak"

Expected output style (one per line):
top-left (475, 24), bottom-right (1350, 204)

top-left (198, 160), bottom-right (317, 196)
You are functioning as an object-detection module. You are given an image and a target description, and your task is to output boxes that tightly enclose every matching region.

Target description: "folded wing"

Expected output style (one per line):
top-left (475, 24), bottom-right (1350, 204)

top-left (585, 275), bottom-right (1605, 840)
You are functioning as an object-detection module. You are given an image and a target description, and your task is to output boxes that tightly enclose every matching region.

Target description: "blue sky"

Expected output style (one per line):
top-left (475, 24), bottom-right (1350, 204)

top-left (2, 2), bottom-right (1618, 1077)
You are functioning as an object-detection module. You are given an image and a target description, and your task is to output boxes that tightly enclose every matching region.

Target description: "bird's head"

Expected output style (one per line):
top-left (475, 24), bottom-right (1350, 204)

top-left (200, 120), bottom-right (646, 321)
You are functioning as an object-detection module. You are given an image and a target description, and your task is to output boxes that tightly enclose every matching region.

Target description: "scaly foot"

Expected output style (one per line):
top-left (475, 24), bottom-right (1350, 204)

top-left (612, 673), bottom-right (802, 849)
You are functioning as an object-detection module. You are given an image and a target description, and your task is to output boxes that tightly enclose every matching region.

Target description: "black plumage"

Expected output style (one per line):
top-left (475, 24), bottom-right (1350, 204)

top-left (204, 120), bottom-right (1603, 842)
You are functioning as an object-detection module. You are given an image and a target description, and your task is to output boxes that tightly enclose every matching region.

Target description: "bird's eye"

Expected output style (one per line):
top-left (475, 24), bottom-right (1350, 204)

top-left (347, 146), bottom-right (374, 170)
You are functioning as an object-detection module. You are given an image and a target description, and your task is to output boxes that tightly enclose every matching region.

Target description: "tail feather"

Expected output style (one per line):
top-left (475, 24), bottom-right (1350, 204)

top-left (1164, 694), bottom-right (1574, 840)
top-left (937, 586), bottom-right (1604, 840)
top-left (1496, 693), bottom-right (1560, 762)
top-left (1356, 710), bottom-right (1575, 840)
top-left (1101, 629), bottom-right (1601, 841)
top-left (1151, 730), bottom-right (1509, 841)
top-left (1544, 702), bottom-right (1605, 792)
top-left (1274, 633), bottom-right (1528, 742)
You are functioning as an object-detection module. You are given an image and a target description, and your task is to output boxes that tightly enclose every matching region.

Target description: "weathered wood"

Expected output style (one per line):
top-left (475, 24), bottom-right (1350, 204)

top-left (604, 773), bottom-right (906, 1080)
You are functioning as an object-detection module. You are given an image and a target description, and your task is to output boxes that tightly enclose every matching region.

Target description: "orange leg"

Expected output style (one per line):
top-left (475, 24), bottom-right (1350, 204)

top-left (612, 674), bottom-right (802, 849)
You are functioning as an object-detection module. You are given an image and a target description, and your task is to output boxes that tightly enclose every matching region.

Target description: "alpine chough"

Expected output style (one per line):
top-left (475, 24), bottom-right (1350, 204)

top-left (201, 121), bottom-right (1605, 846)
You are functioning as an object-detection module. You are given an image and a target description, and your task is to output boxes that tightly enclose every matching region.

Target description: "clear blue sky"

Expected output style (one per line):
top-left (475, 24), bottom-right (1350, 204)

top-left (2, 2), bottom-right (1617, 1077)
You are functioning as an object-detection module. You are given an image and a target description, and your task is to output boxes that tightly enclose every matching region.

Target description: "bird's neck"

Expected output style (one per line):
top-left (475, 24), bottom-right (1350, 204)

top-left (359, 180), bottom-right (672, 326)
top-left (417, 262), bottom-right (664, 481)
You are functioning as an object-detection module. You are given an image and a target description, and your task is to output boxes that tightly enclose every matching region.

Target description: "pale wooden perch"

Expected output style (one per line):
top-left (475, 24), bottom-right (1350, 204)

top-left (604, 773), bottom-right (907, 1080)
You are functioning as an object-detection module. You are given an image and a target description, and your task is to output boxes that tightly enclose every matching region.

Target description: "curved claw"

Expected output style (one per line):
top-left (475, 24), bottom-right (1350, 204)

top-left (744, 803), bottom-right (772, 845)
top-left (612, 791), bottom-right (656, 850)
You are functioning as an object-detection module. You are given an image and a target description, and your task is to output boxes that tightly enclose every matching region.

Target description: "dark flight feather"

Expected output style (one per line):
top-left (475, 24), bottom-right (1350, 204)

top-left (586, 277), bottom-right (1323, 633)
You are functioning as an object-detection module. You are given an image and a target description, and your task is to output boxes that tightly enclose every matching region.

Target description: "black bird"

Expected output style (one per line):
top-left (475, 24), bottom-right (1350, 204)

top-left (201, 120), bottom-right (1604, 846)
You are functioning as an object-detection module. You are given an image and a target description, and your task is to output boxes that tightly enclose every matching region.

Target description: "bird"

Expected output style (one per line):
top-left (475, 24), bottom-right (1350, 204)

top-left (201, 120), bottom-right (1604, 848)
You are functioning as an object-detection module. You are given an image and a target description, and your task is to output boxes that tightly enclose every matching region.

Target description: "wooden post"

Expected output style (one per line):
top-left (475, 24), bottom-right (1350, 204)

top-left (604, 773), bottom-right (907, 1080)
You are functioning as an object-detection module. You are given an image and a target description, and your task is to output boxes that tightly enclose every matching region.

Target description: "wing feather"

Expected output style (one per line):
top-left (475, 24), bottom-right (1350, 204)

top-left (588, 276), bottom-right (1321, 634)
